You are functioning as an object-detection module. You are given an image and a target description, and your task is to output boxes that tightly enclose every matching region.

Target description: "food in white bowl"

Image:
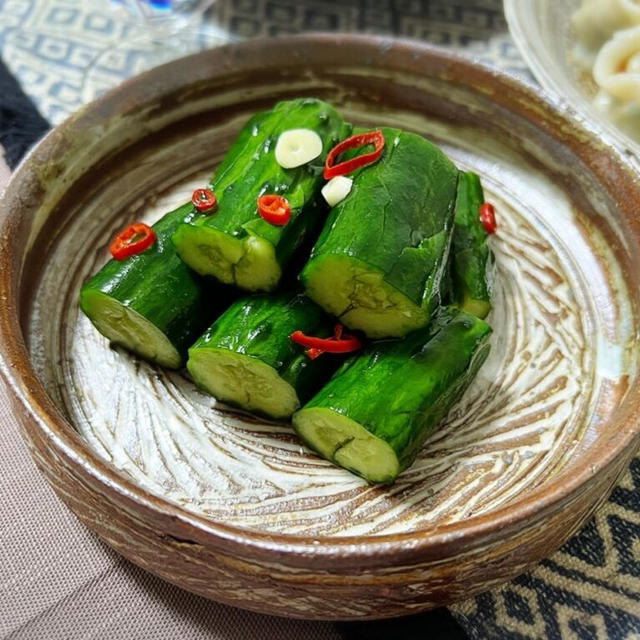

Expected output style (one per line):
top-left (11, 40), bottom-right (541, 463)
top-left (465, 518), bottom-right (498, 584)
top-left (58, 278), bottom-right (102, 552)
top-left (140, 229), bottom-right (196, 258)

top-left (572, 0), bottom-right (640, 140)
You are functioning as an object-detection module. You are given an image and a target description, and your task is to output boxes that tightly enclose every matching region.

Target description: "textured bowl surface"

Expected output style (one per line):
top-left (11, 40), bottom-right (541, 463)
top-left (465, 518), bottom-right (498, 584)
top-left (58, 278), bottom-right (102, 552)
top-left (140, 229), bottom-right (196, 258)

top-left (1, 35), bottom-right (640, 619)
top-left (504, 0), bottom-right (640, 164)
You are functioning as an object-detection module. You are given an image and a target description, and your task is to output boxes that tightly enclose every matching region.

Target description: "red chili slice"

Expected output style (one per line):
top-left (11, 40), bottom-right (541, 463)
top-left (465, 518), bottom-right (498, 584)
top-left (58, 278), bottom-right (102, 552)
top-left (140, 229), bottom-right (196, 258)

top-left (257, 194), bottom-right (291, 226)
top-left (290, 323), bottom-right (361, 358)
top-left (479, 202), bottom-right (497, 234)
top-left (324, 130), bottom-right (385, 179)
top-left (109, 222), bottom-right (155, 260)
top-left (192, 188), bottom-right (217, 212)
top-left (304, 324), bottom-right (345, 359)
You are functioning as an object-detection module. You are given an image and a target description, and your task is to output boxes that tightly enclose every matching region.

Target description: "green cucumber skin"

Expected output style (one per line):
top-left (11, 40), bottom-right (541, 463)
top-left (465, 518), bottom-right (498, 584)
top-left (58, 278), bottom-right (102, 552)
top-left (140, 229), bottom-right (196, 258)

top-left (173, 99), bottom-right (351, 270)
top-left (298, 307), bottom-right (492, 472)
top-left (80, 203), bottom-right (227, 365)
top-left (189, 292), bottom-right (340, 405)
top-left (301, 128), bottom-right (459, 314)
top-left (450, 171), bottom-right (494, 317)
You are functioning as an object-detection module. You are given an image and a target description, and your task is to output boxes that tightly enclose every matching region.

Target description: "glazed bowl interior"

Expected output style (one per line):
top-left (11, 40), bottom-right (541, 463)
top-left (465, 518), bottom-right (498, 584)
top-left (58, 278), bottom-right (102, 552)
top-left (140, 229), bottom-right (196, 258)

top-left (1, 34), bottom-right (640, 579)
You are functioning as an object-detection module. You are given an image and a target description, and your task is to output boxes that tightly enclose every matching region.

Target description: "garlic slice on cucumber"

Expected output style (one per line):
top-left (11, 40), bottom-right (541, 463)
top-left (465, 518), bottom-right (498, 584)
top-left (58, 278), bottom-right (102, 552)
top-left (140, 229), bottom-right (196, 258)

top-left (321, 176), bottom-right (353, 207)
top-left (275, 128), bottom-right (323, 168)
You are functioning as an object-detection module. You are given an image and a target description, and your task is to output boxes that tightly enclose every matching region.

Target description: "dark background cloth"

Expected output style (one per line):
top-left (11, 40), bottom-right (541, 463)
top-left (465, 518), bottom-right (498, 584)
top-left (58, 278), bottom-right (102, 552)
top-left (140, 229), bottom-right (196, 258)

top-left (0, 58), bottom-right (49, 168)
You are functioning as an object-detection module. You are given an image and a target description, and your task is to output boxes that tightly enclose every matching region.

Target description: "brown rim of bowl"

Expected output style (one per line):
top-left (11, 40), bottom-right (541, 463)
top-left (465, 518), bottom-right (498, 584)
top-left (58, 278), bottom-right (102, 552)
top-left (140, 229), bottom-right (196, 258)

top-left (1, 34), bottom-right (639, 569)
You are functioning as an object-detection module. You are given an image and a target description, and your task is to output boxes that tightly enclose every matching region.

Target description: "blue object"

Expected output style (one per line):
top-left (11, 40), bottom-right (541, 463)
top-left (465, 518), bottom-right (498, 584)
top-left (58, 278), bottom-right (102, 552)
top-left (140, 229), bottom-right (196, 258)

top-left (108, 0), bottom-right (172, 11)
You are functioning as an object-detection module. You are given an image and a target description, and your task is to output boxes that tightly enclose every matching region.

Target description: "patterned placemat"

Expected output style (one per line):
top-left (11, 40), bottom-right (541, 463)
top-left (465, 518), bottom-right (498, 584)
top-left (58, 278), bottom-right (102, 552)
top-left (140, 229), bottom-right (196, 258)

top-left (0, 1), bottom-right (638, 638)
top-left (0, 0), bottom-right (529, 122)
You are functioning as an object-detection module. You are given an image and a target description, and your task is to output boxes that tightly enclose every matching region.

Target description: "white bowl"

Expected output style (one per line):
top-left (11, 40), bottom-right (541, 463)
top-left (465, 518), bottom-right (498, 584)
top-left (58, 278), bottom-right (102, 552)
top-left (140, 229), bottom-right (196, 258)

top-left (504, 0), bottom-right (640, 168)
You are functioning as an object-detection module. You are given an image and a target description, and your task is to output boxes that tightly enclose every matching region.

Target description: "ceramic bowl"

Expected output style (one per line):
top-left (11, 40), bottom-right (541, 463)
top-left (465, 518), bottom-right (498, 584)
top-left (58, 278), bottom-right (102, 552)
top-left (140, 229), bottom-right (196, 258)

top-left (504, 0), bottom-right (640, 164)
top-left (1, 35), bottom-right (639, 620)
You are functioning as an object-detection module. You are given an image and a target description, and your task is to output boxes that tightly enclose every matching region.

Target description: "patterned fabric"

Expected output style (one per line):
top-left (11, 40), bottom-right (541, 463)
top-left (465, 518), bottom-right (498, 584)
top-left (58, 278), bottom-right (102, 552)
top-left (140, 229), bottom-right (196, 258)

top-left (0, 0), bottom-right (234, 121)
top-left (0, 1), bottom-right (638, 638)
top-left (0, 0), bottom-right (528, 123)
top-left (455, 458), bottom-right (640, 638)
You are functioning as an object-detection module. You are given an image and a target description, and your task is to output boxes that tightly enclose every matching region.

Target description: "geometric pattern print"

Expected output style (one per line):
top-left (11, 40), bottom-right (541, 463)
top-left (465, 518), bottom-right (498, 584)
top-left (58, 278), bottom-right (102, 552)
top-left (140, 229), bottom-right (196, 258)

top-left (0, 0), bottom-right (530, 124)
top-left (218, 0), bottom-right (532, 78)
top-left (452, 456), bottom-right (640, 639)
top-left (0, 0), bottom-right (137, 122)
top-left (0, 0), bottom-right (229, 122)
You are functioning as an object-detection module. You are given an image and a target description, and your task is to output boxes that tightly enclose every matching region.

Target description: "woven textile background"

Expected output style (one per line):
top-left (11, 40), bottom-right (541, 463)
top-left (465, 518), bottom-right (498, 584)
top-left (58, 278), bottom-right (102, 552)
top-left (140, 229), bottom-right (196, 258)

top-left (0, 1), bottom-right (638, 638)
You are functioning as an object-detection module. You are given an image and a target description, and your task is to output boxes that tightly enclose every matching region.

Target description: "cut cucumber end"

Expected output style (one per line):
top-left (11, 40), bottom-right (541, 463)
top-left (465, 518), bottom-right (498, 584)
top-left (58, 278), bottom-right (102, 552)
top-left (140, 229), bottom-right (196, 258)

top-left (187, 348), bottom-right (300, 420)
top-left (80, 290), bottom-right (182, 369)
top-left (173, 225), bottom-right (281, 292)
top-left (460, 296), bottom-right (491, 320)
top-left (301, 255), bottom-right (428, 338)
top-left (293, 407), bottom-right (400, 484)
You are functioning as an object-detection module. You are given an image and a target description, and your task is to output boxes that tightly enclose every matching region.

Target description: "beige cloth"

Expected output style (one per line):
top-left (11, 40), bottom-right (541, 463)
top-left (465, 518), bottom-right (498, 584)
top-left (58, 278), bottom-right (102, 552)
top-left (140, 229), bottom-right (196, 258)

top-left (0, 164), bottom-right (338, 639)
top-left (0, 152), bottom-right (9, 188)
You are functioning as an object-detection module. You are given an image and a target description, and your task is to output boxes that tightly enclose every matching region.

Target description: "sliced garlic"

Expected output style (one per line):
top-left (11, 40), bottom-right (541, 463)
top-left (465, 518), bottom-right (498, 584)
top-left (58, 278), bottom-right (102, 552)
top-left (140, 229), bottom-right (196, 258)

top-left (275, 129), bottom-right (323, 169)
top-left (321, 176), bottom-right (353, 207)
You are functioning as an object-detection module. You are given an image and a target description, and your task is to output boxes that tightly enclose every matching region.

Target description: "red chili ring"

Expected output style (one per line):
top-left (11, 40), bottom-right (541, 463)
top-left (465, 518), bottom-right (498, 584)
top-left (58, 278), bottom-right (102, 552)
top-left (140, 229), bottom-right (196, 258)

top-left (479, 202), bottom-right (497, 234)
top-left (192, 188), bottom-right (217, 212)
top-left (109, 222), bottom-right (156, 260)
top-left (324, 130), bottom-right (385, 179)
top-left (257, 194), bottom-right (291, 226)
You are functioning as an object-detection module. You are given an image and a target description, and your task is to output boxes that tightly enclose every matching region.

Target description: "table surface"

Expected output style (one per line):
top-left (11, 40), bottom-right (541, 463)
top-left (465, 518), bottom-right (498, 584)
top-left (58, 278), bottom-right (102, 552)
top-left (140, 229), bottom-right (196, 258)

top-left (0, 1), bottom-right (639, 639)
